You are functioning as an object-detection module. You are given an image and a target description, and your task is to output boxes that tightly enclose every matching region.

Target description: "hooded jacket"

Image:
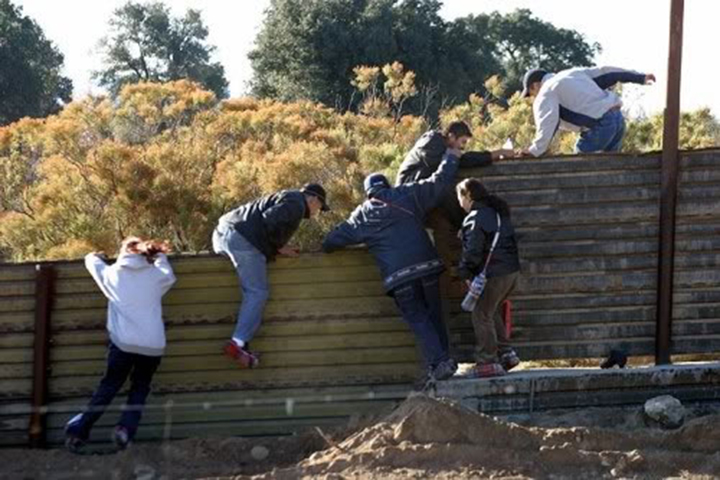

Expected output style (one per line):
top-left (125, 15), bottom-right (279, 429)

top-left (528, 66), bottom-right (648, 156)
top-left (395, 130), bottom-right (493, 228)
top-left (322, 153), bottom-right (459, 292)
top-left (395, 130), bottom-right (493, 186)
top-left (457, 202), bottom-right (520, 281)
top-left (85, 252), bottom-right (176, 356)
top-left (218, 190), bottom-right (307, 261)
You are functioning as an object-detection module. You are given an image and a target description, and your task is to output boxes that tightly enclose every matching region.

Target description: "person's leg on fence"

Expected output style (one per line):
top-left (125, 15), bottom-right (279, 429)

top-left (116, 353), bottom-right (162, 443)
top-left (605, 110), bottom-right (626, 152)
top-left (426, 203), bottom-right (461, 352)
top-left (421, 274), bottom-right (449, 354)
top-left (216, 226), bottom-right (269, 345)
top-left (575, 108), bottom-right (624, 153)
top-left (229, 232), bottom-right (269, 344)
top-left (392, 280), bottom-right (448, 370)
top-left (65, 343), bottom-right (133, 441)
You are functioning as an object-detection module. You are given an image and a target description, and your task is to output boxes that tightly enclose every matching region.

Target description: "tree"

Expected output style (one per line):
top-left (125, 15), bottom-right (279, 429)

top-left (0, 0), bottom-right (73, 125)
top-left (249, 0), bottom-right (499, 114)
top-left (94, 1), bottom-right (228, 98)
top-left (352, 61), bottom-right (417, 122)
top-left (249, 2), bottom-right (598, 112)
top-left (477, 9), bottom-right (601, 93)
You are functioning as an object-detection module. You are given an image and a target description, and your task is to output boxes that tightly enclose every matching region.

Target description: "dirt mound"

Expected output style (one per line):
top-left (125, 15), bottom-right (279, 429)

top-left (2, 396), bottom-right (720, 479)
top-left (256, 394), bottom-right (720, 479)
top-left (0, 430), bottom-right (327, 480)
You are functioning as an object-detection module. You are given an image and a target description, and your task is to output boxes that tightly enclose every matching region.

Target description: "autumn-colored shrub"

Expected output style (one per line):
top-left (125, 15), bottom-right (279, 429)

top-left (0, 80), bottom-right (424, 260)
top-left (0, 77), bottom-right (717, 261)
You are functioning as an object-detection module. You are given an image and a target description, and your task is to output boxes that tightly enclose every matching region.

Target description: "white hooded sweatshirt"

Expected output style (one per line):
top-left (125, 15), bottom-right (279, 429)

top-left (528, 66), bottom-right (647, 157)
top-left (85, 252), bottom-right (176, 356)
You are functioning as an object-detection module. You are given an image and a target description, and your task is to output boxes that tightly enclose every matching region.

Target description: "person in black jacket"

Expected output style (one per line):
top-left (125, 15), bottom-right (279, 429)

top-left (396, 121), bottom-right (513, 229)
top-left (323, 151), bottom-right (461, 384)
top-left (456, 178), bottom-right (521, 378)
top-left (213, 184), bottom-right (330, 367)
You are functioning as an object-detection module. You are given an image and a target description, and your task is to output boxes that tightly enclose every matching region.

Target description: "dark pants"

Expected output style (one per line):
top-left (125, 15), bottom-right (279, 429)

top-left (66, 343), bottom-right (161, 441)
top-left (472, 272), bottom-right (519, 364)
top-left (391, 275), bottom-right (449, 368)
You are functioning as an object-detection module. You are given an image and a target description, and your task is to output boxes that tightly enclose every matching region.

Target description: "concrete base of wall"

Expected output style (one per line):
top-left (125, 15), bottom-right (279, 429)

top-left (434, 363), bottom-right (720, 414)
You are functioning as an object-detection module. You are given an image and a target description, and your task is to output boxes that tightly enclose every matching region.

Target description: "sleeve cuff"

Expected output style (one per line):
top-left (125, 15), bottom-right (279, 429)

top-left (527, 144), bottom-right (544, 157)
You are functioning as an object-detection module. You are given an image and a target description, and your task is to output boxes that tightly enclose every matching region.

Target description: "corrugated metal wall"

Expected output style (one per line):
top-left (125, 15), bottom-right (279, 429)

top-left (45, 253), bottom-right (413, 445)
top-left (0, 264), bottom-right (36, 446)
top-left (1, 150), bottom-right (719, 446)
top-left (671, 151), bottom-right (720, 352)
top-left (449, 153), bottom-right (664, 359)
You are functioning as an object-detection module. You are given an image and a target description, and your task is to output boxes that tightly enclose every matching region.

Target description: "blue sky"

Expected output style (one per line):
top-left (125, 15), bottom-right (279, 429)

top-left (14, 0), bottom-right (719, 118)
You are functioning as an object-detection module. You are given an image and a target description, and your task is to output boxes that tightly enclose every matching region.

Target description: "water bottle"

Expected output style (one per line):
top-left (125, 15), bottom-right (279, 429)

top-left (461, 273), bottom-right (486, 312)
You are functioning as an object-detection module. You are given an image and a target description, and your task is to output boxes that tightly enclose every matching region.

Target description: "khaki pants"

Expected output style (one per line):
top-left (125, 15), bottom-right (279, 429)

top-left (471, 271), bottom-right (519, 364)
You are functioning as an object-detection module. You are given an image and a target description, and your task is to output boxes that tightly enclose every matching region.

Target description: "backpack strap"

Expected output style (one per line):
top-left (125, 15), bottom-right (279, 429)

top-left (481, 213), bottom-right (502, 274)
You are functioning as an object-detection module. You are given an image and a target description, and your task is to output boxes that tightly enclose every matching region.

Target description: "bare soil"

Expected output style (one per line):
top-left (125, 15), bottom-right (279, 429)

top-left (2, 394), bottom-right (719, 480)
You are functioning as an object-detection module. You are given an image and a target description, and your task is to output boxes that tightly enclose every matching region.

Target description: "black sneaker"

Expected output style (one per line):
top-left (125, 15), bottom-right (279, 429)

top-left (65, 434), bottom-right (85, 454)
top-left (499, 349), bottom-right (521, 371)
top-left (432, 358), bottom-right (458, 381)
top-left (113, 426), bottom-right (131, 450)
top-left (600, 349), bottom-right (628, 369)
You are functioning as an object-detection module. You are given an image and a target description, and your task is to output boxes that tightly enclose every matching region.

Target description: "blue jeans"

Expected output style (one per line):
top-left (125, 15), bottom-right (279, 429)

top-left (65, 343), bottom-right (161, 441)
top-left (575, 108), bottom-right (626, 153)
top-left (213, 224), bottom-right (269, 343)
top-left (391, 275), bottom-right (450, 368)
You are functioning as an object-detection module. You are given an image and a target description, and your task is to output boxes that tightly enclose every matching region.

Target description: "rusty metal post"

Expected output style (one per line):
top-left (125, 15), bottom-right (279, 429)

top-left (656, 0), bottom-right (685, 365)
top-left (28, 264), bottom-right (54, 448)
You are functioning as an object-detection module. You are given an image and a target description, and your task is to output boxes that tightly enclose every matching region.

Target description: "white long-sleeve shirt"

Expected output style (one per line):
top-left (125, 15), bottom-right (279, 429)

top-left (528, 66), bottom-right (647, 157)
top-left (85, 252), bottom-right (176, 356)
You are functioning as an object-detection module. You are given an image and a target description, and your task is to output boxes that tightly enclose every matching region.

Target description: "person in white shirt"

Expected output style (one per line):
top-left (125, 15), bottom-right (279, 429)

top-left (519, 66), bottom-right (655, 156)
top-left (64, 237), bottom-right (176, 452)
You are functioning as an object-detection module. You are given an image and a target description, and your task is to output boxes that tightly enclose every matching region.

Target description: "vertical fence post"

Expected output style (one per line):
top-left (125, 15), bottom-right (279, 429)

top-left (656, 0), bottom-right (685, 365)
top-left (28, 264), bottom-right (54, 448)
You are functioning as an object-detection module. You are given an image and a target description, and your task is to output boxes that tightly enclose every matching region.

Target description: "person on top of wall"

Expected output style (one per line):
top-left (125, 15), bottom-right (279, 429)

top-left (456, 178), bottom-right (521, 378)
top-left (213, 183), bottom-right (330, 367)
top-left (518, 66), bottom-right (656, 156)
top-left (396, 120), bottom-right (515, 231)
top-left (322, 148), bottom-right (462, 386)
top-left (64, 237), bottom-right (176, 452)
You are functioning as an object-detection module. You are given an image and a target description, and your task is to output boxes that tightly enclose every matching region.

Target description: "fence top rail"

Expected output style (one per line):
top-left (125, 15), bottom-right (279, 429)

top-left (1, 148), bottom-right (718, 269)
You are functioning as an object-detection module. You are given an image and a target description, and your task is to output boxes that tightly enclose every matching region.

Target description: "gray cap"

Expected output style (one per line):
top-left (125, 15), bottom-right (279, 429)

top-left (521, 68), bottom-right (548, 97)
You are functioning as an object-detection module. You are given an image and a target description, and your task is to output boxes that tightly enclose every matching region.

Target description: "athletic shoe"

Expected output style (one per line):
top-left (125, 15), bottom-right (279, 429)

top-left (474, 362), bottom-right (507, 378)
top-left (432, 358), bottom-right (458, 381)
top-left (499, 349), bottom-right (521, 372)
top-left (64, 434), bottom-right (85, 453)
top-left (223, 341), bottom-right (260, 368)
top-left (113, 425), bottom-right (130, 450)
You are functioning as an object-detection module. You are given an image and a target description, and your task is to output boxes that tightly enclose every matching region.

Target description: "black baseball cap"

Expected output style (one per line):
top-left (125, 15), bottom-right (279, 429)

top-left (521, 68), bottom-right (548, 97)
top-left (301, 183), bottom-right (330, 211)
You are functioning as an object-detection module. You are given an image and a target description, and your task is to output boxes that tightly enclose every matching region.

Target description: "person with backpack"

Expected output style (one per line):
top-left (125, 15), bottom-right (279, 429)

top-left (64, 237), bottom-right (176, 452)
top-left (322, 150), bottom-right (461, 385)
top-left (213, 183), bottom-right (330, 367)
top-left (456, 178), bottom-right (521, 377)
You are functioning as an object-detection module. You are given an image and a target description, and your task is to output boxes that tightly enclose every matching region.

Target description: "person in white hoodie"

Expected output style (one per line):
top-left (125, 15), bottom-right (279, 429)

top-left (64, 237), bottom-right (176, 452)
top-left (519, 66), bottom-right (656, 156)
